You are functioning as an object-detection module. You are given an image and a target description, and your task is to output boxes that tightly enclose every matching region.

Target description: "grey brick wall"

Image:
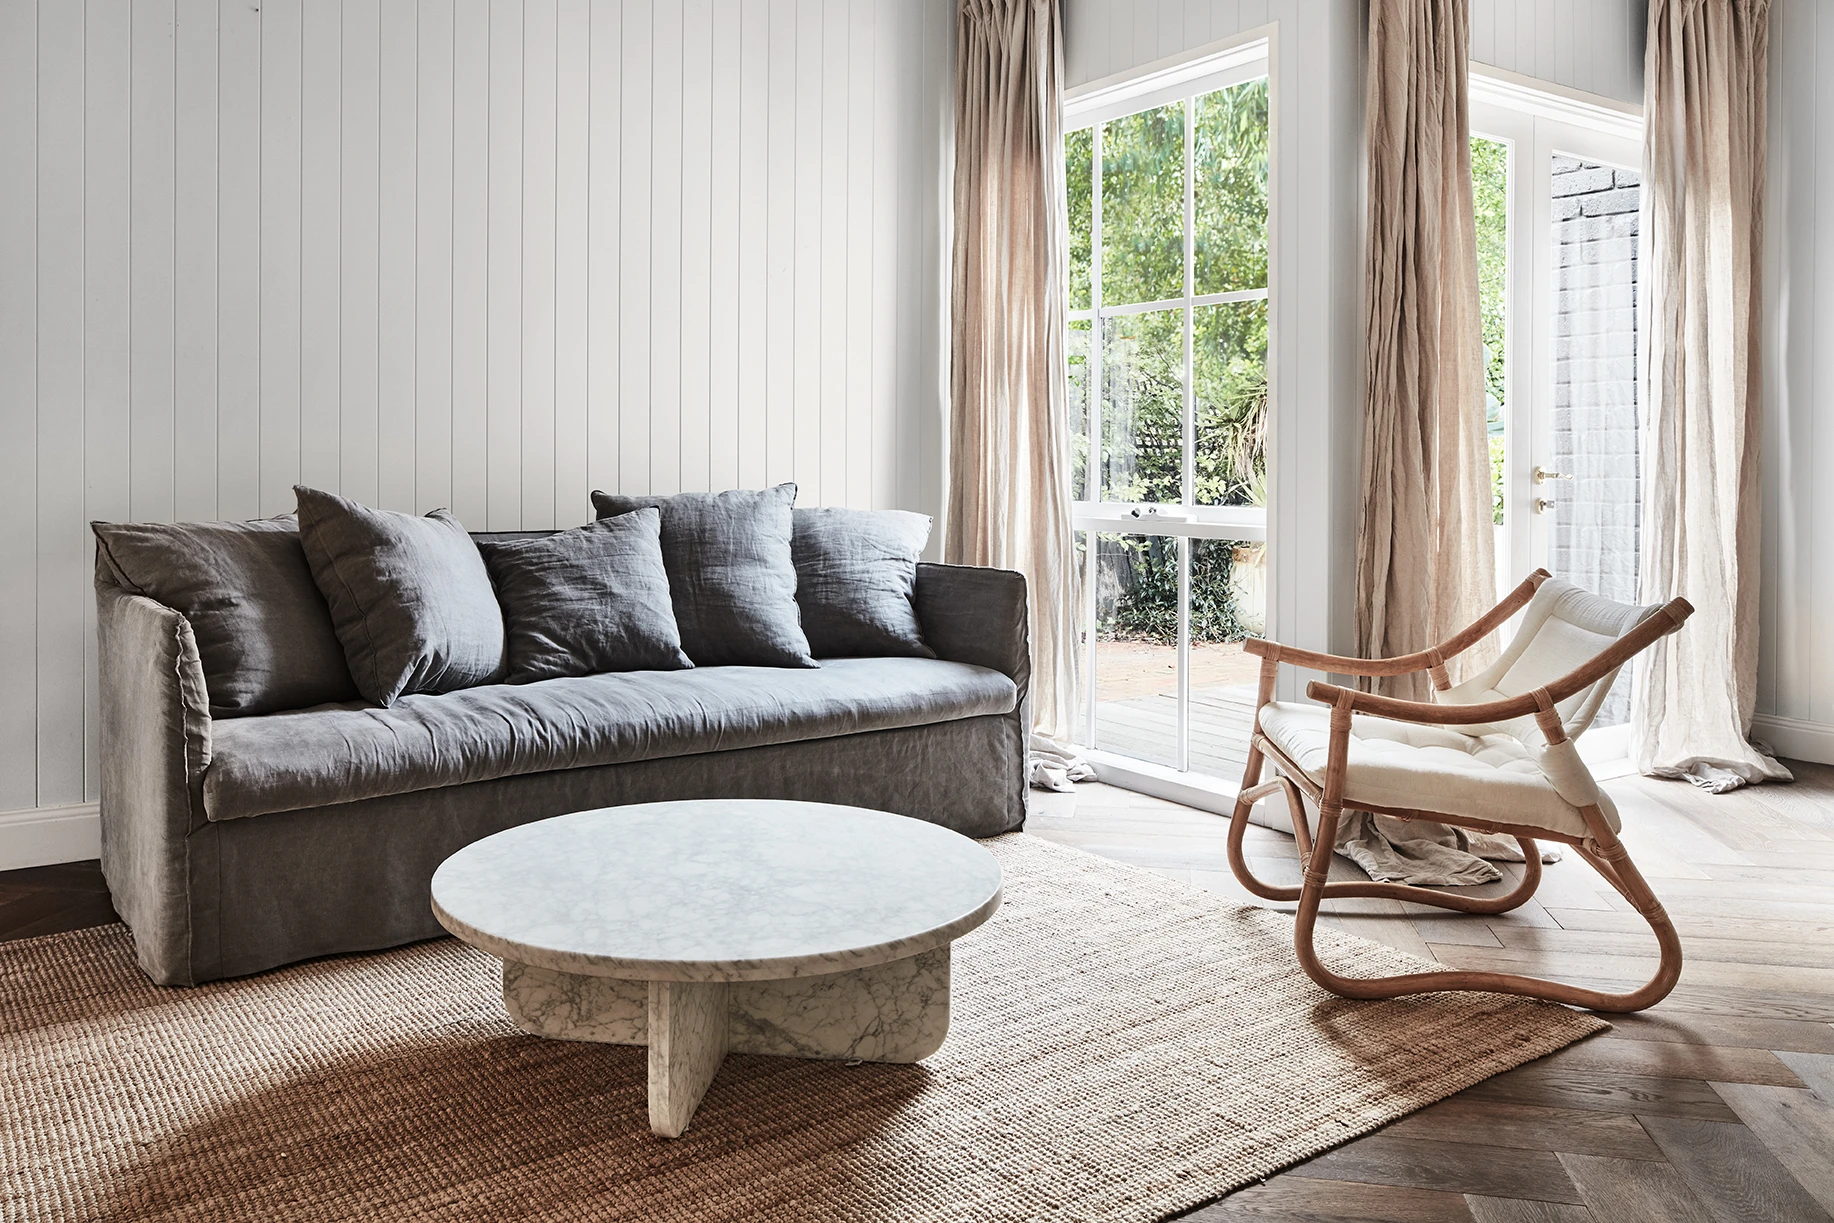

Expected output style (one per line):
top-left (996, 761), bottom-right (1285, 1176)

top-left (1550, 155), bottom-right (1640, 726)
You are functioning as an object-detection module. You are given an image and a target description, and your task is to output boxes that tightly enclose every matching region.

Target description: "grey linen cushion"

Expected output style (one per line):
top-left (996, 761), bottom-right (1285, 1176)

top-left (90, 516), bottom-right (358, 717)
top-left (791, 507), bottom-right (935, 658)
top-left (477, 511), bottom-right (692, 681)
top-left (294, 486), bottom-right (506, 705)
top-left (590, 484), bottom-right (816, 668)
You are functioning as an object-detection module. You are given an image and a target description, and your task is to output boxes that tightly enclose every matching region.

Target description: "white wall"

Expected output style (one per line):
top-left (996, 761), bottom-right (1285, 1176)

top-left (1757, 0), bottom-right (1834, 763)
top-left (1470, 0), bottom-right (1646, 105)
top-left (0, 0), bottom-right (955, 852)
top-left (1065, 0), bottom-right (1367, 685)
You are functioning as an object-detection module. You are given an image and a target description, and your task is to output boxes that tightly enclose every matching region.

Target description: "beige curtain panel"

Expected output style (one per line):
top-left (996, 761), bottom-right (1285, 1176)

top-left (1336, 0), bottom-right (1523, 885)
top-left (947, 0), bottom-right (1088, 788)
top-left (1633, 0), bottom-right (1789, 791)
top-left (1355, 0), bottom-right (1497, 704)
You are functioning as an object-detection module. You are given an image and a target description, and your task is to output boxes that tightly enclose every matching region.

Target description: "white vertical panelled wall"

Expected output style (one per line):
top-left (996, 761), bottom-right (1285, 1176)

top-left (0, 0), bottom-right (956, 857)
top-left (1757, 0), bottom-right (1834, 763)
top-left (1062, 0), bottom-right (1644, 109)
top-left (1467, 0), bottom-right (1645, 105)
top-left (1063, 0), bottom-right (1367, 693)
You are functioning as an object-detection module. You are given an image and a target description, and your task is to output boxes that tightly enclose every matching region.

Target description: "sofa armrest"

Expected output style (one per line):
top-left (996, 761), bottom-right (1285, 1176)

top-left (96, 572), bottom-right (214, 985)
top-left (914, 562), bottom-right (1031, 692)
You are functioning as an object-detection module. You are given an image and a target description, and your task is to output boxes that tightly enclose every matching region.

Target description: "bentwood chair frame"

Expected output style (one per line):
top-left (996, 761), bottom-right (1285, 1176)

top-left (1228, 569), bottom-right (1694, 1013)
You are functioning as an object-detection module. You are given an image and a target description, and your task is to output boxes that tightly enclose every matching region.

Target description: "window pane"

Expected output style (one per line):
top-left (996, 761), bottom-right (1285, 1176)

top-left (1193, 299), bottom-right (1267, 507)
top-left (1065, 127), bottom-right (1093, 312)
top-left (1551, 153), bottom-right (1641, 726)
top-left (1100, 105), bottom-right (1185, 306)
top-left (1473, 135), bottom-right (1509, 530)
top-left (1187, 537), bottom-right (1264, 776)
top-left (1092, 532), bottom-right (1179, 767)
top-left (1067, 319), bottom-right (1091, 501)
top-left (1101, 308), bottom-right (1184, 504)
top-left (1193, 79), bottom-right (1268, 295)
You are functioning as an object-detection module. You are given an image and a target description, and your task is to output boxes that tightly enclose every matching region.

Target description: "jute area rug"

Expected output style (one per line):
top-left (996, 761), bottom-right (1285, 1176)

top-left (2, 834), bottom-right (1605, 1223)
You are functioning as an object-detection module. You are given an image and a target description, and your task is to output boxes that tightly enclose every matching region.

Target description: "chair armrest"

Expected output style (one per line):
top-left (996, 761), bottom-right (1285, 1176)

top-left (1304, 597), bottom-right (1692, 736)
top-left (1244, 570), bottom-right (1553, 681)
top-left (1304, 681), bottom-right (1542, 726)
top-left (1243, 637), bottom-right (1439, 678)
top-left (96, 575), bottom-right (214, 985)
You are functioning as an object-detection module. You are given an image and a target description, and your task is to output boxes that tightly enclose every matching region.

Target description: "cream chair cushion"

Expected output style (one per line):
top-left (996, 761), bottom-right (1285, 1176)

top-left (1256, 701), bottom-right (1621, 840)
top-left (1438, 578), bottom-right (1661, 740)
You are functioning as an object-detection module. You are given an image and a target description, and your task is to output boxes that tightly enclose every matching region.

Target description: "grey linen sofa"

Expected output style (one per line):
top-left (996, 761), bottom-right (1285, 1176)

top-left (96, 540), bottom-right (1030, 986)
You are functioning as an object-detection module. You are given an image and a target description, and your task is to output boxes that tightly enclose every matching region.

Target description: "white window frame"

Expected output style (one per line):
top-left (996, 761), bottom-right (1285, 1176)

top-left (1063, 39), bottom-right (1272, 768)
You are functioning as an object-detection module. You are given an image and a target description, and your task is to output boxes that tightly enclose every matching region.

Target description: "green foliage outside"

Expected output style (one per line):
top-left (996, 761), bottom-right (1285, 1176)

top-left (1065, 79), bottom-right (1270, 646)
top-left (1472, 136), bottom-right (1508, 525)
top-left (1091, 535), bottom-right (1264, 643)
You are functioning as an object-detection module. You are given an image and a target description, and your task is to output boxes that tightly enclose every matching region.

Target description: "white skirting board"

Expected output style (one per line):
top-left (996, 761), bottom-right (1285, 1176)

top-left (1752, 715), bottom-right (1834, 767)
top-left (0, 803), bottom-right (101, 872)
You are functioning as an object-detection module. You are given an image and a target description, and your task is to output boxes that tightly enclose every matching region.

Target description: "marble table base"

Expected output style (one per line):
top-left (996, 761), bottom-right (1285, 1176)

top-left (502, 946), bottom-right (952, 1137)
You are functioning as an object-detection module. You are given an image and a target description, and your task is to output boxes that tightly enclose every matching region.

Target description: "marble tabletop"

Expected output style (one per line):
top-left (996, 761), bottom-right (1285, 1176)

top-left (430, 800), bottom-right (1004, 982)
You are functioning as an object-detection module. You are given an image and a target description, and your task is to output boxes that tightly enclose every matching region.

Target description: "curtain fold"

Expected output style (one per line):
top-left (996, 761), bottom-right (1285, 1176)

top-left (1342, 0), bottom-right (1510, 884)
top-left (948, 0), bottom-right (1089, 790)
top-left (1355, 0), bottom-right (1497, 702)
top-left (1632, 0), bottom-right (1789, 792)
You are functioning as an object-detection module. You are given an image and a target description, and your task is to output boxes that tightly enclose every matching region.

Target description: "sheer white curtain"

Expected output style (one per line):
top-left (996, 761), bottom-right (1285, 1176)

top-left (947, 0), bottom-right (1089, 790)
top-left (1355, 0), bottom-right (1497, 702)
top-left (1632, 0), bottom-right (1790, 791)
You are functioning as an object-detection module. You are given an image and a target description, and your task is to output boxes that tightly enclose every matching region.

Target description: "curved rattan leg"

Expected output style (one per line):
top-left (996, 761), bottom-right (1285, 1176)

top-left (1228, 739), bottom-right (1304, 902)
top-left (1289, 807), bottom-right (1680, 1013)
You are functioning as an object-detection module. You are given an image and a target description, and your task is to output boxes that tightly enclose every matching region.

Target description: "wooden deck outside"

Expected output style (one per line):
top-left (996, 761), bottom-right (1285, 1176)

top-left (1082, 639), bottom-right (1261, 778)
top-left (1091, 685), bottom-right (1259, 777)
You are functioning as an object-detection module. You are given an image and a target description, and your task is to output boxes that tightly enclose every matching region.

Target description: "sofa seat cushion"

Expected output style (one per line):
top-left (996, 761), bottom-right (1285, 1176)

top-left (1257, 701), bottom-right (1619, 840)
top-left (203, 657), bottom-right (1018, 822)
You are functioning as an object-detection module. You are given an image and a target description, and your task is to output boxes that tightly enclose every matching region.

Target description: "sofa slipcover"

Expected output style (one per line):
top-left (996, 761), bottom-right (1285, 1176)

top-left (97, 553), bottom-right (1032, 986)
top-left (205, 657), bottom-right (1016, 823)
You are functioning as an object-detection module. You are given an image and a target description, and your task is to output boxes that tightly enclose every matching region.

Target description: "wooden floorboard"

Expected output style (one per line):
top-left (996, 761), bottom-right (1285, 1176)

top-left (7, 761), bottom-right (1834, 1222)
top-left (1027, 763), bottom-right (1834, 1220)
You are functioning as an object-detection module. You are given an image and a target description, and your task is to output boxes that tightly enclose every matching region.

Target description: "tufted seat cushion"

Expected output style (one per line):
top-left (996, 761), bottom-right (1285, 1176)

top-left (1256, 701), bottom-right (1619, 839)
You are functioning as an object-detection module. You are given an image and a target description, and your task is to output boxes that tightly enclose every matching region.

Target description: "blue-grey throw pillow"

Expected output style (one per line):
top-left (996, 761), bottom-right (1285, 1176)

top-left (91, 515), bottom-right (359, 717)
top-left (791, 507), bottom-right (934, 658)
top-left (590, 484), bottom-right (816, 668)
top-left (478, 510), bottom-right (693, 681)
top-left (294, 486), bottom-right (506, 706)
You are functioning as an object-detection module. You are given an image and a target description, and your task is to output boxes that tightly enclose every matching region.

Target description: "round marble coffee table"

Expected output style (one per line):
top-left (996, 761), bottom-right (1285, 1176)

top-left (430, 799), bottom-right (1003, 1138)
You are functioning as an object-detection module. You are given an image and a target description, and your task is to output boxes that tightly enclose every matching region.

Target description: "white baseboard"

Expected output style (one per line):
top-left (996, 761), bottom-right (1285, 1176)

top-left (1082, 749), bottom-right (1239, 816)
top-left (1752, 714), bottom-right (1834, 766)
top-left (0, 802), bottom-right (102, 872)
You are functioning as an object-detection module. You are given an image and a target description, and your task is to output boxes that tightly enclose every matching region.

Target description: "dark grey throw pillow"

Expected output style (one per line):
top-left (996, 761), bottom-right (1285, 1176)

top-left (91, 516), bottom-right (359, 717)
top-left (294, 486), bottom-right (506, 706)
top-left (478, 511), bottom-right (692, 681)
top-left (791, 507), bottom-right (935, 658)
top-left (589, 484), bottom-right (815, 668)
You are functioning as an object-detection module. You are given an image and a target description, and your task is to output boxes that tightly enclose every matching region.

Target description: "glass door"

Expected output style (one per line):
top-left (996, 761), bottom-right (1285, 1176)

top-left (1064, 57), bottom-right (1271, 778)
top-left (1473, 94), bottom-right (1643, 728)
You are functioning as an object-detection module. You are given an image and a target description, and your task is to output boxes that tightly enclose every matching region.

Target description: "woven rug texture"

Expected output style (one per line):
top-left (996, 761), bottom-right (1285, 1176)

top-left (1, 833), bottom-right (1606, 1222)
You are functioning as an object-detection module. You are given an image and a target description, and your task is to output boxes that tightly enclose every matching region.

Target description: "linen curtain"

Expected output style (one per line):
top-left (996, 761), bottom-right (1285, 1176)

top-left (948, 0), bottom-right (1089, 789)
top-left (1355, 0), bottom-right (1497, 702)
top-left (1633, 0), bottom-right (1789, 791)
top-left (1338, 0), bottom-right (1516, 884)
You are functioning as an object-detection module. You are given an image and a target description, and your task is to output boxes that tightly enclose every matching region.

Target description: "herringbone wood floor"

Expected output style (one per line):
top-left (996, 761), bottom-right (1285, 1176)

top-left (1030, 768), bottom-right (1834, 1222)
top-left (5, 766), bottom-right (1832, 1221)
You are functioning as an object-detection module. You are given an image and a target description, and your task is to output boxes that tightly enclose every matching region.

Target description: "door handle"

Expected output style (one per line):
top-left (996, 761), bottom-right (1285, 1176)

top-left (1533, 466), bottom-right (1574, 484)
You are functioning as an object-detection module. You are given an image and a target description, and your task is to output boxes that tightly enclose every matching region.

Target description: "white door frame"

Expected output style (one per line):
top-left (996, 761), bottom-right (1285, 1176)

top-left (1470, 79), bottom-right (1643, 596)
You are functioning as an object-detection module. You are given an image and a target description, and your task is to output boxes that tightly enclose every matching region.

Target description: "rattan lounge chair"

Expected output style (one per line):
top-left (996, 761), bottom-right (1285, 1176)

top-left (1228, 570), bottom-right (1693, 1013)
